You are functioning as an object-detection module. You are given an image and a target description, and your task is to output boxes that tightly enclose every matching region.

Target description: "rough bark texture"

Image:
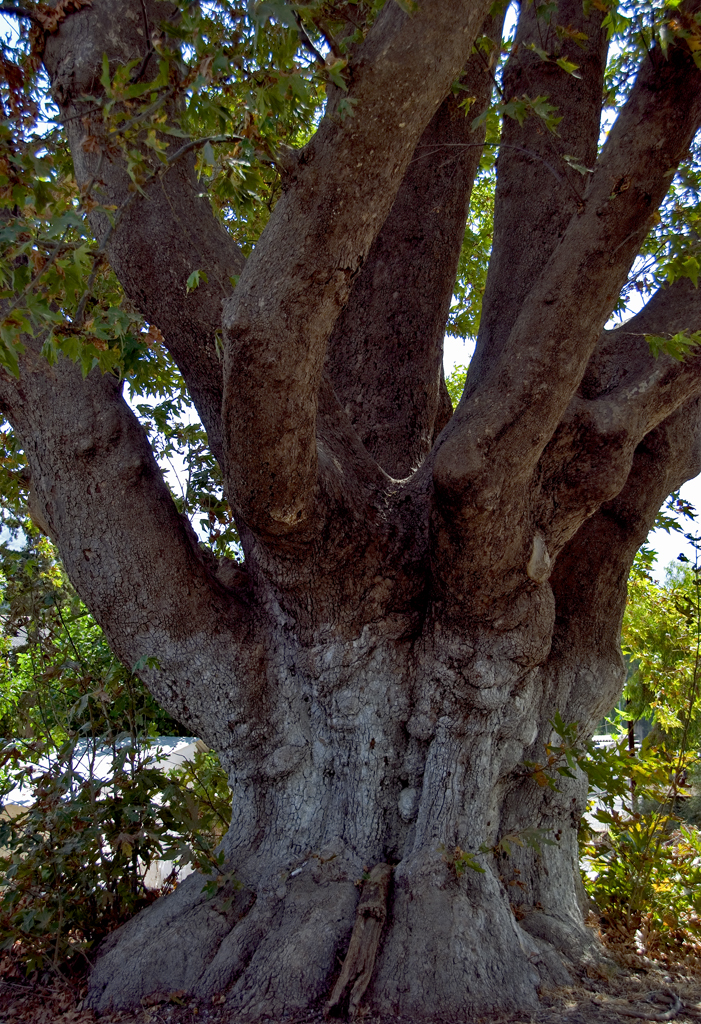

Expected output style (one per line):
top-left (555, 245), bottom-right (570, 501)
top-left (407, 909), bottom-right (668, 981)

top-left (324, 10), bottom-right (504, 478)
top-left (3, 0), bottom-right (701, 1018)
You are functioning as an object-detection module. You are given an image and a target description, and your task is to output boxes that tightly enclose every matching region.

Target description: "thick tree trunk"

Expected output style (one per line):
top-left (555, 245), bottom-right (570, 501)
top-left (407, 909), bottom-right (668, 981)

top-left (78, 400), bottom-right (701, 1018)
top-left (82, 598), bottom-right (600, 1017)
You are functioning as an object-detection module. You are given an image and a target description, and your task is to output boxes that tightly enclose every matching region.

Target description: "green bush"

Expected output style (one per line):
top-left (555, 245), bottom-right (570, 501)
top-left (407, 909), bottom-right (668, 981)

top-left (0, 737), bottom-right (233, 980)
top-left (576, 537), bottom-right (701, 956)
top-left (0, 532), bottom-right (233, 981)
top-left (581, 736), bottom-right (701, 952)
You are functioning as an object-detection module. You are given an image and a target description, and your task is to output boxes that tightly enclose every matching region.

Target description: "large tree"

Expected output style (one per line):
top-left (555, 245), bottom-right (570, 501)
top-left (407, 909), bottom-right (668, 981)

top-left (2, 0), bottom-right (701, 1016)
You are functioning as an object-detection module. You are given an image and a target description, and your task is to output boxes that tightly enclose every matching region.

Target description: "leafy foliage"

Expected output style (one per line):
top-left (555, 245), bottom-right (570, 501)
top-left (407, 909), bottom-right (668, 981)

top-left (580, 736), bottom-right (701, 953)
top-left (622, 548), bottom-right (701, 742)
top-left (579, 533), bottom-right (701, 955)
top-left (646, 330), bottom-right (701, 361)
top-left (0, 739), bottom-right (231, 978)
top-left (0, 530), bottom-right (233, 981)
top-left (522, 711), bottom-right (582, 789)
top-left (445, 362), bottom-right (469, 408)
top-left (133, 390), bottom-right (240, 558)
top-left (448, 172), bottom-right (495, 343)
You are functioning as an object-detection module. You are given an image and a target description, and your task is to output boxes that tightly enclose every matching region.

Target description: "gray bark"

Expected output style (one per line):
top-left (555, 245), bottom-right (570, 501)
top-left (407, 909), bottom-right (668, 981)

top-left (2, 0), bottom-right (701, 1018)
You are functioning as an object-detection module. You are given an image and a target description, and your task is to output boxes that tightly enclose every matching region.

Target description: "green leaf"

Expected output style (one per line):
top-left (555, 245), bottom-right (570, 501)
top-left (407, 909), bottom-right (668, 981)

top-left (529, 44), bottom-right (550, 62)
top-left (562, 154), bottom-right (593, 175)
top-left (0, 338), bottom-right (20, 378)
top-left (645, 329), bottom-right (701, 361)
top-left (502, 97), bottom-right (529, 126)
top-left (336, 97), bottom-right (358, 120)
top-left (186, 269), bottom-right (208, 293)
top-left (326, 60), bottom-right (349, 91)
top-left (470, 107), bottom-right (489, 132)
top-left (555, 58), bottom-right (582, 78)
top-left (680, 256), bottom-right (699, 288)
top-left (133, 655), bottom-right (162, 672)
top-left (100, 53), bottom-right (111, 92)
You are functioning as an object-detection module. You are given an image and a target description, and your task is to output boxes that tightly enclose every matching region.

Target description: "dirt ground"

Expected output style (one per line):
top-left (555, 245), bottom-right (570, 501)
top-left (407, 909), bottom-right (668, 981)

top-left (4, 932), bottom-right (701, 1024)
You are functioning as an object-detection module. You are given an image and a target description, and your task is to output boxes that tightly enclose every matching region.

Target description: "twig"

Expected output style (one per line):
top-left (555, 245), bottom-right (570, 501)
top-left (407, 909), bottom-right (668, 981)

top-left (293, 11), bottom-right (325, 66)
top-left (73, 251), bottom-right (105, 326)
top-left (605, 990), bottom-right (683, 1022)
top-left (54, 600), bottom-right (87, 673)
top-left (410, 140), bottom-right (566, 186)
top-left (317, 19), bottom-right (342, 58)
top-left (105, 90), bottom-right (172, 140)
top-left (0, 3), bottom-right (36, 22)
top-left (514, 60), bottom-right (587, 206)
top-left (165, 133), bottom-right (244, 166)
top-left (131, 0), bottom-right (156, 84)
top-left (472, 35), bottom-right (506, 101)
top-left (639, 26), bottom-right (653, 64)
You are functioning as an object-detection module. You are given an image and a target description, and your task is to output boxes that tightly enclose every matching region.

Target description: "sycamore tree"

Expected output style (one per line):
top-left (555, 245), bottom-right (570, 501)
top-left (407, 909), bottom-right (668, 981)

top-left (2, 0), bottom-right (701, 1016)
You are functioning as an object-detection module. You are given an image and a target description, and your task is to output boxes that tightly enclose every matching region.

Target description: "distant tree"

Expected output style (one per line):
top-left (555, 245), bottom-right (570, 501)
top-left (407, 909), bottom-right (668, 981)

top-left (2, 0), bottom-right (701, 1017)
top-left (623, 547), bottom-right (701, 745)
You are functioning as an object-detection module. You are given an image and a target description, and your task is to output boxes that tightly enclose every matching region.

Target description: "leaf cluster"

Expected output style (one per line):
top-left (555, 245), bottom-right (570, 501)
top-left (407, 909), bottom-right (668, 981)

top-left (622, 554), bottom-right (701, 741)
top-left (580, 736), bottom-right (701, 949)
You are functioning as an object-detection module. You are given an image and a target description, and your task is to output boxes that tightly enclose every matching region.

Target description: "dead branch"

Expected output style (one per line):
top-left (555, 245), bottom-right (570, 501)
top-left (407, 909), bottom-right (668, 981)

top-left (327, 863), bottom-right (393, 1019)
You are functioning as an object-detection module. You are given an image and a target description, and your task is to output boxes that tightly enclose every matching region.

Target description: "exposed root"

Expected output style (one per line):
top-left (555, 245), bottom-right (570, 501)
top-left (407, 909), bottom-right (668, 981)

top-left (327, 863), bottom-right (393, 1019)
top-left (594, 988), bottom-right (683, 1021)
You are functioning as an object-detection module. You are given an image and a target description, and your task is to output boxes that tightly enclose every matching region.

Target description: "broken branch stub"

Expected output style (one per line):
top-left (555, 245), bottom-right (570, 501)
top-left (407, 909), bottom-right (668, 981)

top-left (327, 863), bottom-right (393, 1019)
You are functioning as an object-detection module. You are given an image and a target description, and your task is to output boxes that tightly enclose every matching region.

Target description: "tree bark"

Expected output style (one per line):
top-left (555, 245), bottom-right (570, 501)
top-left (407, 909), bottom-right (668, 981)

top-left (325, 10), bottom-right (504, 478)
top-left (4, 0), bottom-right (701, 1018)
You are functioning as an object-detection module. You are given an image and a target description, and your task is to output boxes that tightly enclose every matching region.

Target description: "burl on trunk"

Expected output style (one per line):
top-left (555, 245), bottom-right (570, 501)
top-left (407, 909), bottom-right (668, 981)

top-left (2, 0), bottom-right (701, 1018)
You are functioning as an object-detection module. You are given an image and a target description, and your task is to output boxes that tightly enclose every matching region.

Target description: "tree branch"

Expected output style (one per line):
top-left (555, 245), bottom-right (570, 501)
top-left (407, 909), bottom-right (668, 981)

top-left (537, 279), bottom-right (701, 558)
top-left (466, 0), bottom-right (608, 401)
top-left (221, 0), bottom-right (494, 535)
top-left (0, 346), bottom-right (255, 750)
top-left (584, 276), bottom-right (701, 400)
top-left (294, 11), bottom-right (325, 66)
top-left (324, 10), bottom-right (503, 479)
top-left (131, 0), bottom-right (155, 83)
top-left (43, 0), bottom-right (246, 468)
top-left (0, 4), bottom-right (35, 21)
top-left (431, 21), bottom-right (701, 604)
top-left (548, 401), bottom-right (701, 729)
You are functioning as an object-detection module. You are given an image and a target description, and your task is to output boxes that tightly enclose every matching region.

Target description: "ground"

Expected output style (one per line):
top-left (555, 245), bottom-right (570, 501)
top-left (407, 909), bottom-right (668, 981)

top-left (5, 926), bottom-right (701, 1024)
